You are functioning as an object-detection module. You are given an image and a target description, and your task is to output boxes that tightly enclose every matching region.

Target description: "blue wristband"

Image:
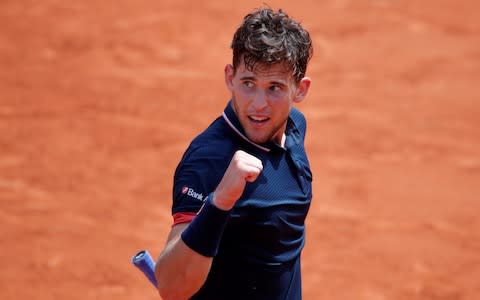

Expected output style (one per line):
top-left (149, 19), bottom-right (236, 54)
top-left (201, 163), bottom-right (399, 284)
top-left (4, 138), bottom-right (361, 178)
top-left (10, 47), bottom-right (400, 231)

top-left (181, 194), bottom-right (231, 257)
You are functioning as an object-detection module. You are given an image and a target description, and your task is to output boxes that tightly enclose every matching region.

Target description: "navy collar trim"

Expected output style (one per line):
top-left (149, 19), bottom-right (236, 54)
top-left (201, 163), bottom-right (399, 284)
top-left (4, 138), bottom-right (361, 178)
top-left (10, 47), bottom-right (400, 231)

top-left (222, 111), bottom-right (271, 152)
top-left (222, 101), bottom-right (301, 153)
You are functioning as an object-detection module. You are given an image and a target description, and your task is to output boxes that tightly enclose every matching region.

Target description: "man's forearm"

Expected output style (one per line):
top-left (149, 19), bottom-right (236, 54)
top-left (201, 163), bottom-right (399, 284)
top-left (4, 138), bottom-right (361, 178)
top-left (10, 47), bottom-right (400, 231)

top-left (155, 224), bottom-right (212, 300)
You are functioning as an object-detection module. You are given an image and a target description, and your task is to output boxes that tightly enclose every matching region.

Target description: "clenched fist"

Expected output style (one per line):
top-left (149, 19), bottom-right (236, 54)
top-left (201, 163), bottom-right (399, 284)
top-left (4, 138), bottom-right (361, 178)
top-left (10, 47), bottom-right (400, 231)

top-left (212, 150), bottom-right (263, 210)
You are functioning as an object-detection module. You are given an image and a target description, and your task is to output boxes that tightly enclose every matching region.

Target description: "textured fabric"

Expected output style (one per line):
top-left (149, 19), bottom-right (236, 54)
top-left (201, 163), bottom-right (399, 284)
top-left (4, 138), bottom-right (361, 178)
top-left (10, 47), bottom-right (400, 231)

top-left (181, 194), bottom-right (231, 257)
top-left (171, 101), bottom-right (312, 299)
top-left (192, 255), bottom-right (302, 300)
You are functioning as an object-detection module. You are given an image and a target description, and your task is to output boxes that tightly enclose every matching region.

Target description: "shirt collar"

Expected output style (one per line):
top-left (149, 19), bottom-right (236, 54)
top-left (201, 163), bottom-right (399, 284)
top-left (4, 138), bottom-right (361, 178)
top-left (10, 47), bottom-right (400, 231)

top-left (222, 100), bottom-right (301, 153)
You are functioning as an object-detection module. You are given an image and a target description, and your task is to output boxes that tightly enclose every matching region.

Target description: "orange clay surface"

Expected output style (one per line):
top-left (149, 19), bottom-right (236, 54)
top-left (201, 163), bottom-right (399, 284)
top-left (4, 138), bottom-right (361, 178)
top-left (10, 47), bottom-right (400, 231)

top-left (1, 1), bottom-right (479, 299)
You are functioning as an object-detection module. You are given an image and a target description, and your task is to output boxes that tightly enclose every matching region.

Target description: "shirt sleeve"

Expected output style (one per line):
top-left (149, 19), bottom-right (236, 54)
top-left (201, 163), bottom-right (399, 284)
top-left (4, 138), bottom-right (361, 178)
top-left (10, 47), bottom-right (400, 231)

top-left (171, 143), bottom-right (230, 222)
top-left (172, 212), bottom-right (197, 226)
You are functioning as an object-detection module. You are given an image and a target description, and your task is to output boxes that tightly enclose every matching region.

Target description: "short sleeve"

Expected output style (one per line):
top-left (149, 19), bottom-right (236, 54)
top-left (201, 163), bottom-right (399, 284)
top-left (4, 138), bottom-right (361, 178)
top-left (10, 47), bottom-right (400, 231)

top-left (172, 144), bottom-right (231, 217)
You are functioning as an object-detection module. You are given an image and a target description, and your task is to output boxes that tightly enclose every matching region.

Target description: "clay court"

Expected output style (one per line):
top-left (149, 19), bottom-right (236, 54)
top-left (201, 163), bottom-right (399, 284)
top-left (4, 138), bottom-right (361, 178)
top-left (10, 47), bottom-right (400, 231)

top-left (1, 0), bottom-right (479, 299)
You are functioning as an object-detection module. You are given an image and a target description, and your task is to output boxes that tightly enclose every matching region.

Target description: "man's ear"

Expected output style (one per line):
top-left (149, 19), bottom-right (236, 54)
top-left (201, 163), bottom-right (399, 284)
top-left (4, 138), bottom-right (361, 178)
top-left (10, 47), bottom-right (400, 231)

top-left (293, 77), bottom-right (311, 103)
top-left (224, 64), bottom-right (235, 91)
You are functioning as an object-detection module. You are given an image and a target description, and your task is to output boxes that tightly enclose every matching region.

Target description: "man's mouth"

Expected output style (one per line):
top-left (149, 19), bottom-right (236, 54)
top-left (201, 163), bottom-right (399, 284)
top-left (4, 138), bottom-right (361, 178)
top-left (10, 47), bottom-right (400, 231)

top-left (248, 116), bottom-right (269, 123)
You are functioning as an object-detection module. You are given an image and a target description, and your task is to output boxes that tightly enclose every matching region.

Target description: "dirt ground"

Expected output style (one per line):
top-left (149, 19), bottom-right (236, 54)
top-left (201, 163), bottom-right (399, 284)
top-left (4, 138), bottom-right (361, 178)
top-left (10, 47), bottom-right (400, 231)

top-left (1, 1), bottom-right (479, 299)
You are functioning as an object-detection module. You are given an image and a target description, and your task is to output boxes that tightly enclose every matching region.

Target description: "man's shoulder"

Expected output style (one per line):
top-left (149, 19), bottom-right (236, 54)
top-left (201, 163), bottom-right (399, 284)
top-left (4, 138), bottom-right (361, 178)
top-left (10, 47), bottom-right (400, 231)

top-left (290, 107), bottom-right (306, 125)
top-left (183, 116), bottom-right (237, 161)
top-left (193, 116), bottom-right (229, 142)
top-left (289, 107), bottom-right (308, 137)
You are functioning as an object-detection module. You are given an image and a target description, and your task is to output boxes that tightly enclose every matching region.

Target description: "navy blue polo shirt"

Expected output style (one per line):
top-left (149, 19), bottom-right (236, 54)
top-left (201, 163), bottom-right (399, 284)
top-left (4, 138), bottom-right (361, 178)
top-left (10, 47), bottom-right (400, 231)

top-left (172, 101), bottom-right (313, 300)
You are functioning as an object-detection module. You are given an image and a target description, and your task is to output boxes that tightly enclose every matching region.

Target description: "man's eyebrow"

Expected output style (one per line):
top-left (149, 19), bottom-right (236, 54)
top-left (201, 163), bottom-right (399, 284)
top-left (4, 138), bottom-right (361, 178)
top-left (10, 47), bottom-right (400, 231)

top-left (240, 76), bottom-right (287, 85)
top-left (239, 76), bottom-right (256, 81)
top-left (239, 76), bottom-right (287, 86)
top-left (271, 80), bottom-right (287, 86)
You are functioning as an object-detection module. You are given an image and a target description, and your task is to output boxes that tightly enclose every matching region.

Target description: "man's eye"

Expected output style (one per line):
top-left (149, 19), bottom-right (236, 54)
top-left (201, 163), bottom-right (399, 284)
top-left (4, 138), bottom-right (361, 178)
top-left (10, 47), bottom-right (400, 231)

top-left (243, 81), bottom-right (254, 88)
top-left (270, 85), bottom-right (281, 92)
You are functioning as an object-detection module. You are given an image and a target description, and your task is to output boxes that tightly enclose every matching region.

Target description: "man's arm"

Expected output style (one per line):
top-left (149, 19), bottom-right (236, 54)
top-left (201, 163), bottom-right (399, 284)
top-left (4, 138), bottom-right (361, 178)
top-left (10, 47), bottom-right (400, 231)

top-left (155, 150), bottom-right (263, 299)
top-left (155, 222), bottom-right (212, 300)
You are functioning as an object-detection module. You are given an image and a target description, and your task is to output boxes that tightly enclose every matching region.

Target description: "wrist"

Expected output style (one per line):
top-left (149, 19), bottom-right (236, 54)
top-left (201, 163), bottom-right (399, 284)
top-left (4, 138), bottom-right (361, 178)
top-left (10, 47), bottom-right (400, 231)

top-left (210, 192), bottom-right (234, 211)
top-left (181, 194), bottom-right (231, 257)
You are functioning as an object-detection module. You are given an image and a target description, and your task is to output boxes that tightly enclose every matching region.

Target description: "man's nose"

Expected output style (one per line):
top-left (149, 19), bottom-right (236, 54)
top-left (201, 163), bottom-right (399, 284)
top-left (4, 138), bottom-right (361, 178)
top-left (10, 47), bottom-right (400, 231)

top-left (251, 90), bottom-right (268, 110)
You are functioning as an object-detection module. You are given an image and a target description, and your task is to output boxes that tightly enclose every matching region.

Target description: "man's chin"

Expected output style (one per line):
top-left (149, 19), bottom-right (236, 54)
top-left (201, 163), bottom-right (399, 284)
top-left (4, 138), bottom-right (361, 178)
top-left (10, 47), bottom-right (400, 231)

top-left (246, 134), bottom-right (271, 145)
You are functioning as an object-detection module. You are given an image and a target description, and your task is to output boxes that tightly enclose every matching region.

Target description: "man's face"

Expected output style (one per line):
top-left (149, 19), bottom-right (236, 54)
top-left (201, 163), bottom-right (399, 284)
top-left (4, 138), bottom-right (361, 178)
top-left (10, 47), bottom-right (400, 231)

top-left (225, 59), bottom-right (310, 145)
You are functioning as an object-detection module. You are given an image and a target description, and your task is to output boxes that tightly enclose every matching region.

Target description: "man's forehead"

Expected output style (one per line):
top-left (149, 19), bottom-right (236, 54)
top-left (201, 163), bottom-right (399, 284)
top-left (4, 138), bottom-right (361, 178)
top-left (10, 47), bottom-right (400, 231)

top-left (237, 61), bottom-right (293, 80)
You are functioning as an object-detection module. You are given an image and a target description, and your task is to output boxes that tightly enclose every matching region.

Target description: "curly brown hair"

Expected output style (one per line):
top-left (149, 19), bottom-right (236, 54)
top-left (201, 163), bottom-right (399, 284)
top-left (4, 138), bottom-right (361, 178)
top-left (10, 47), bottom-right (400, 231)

top-left (231, 8), bottom-right (313, 83)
